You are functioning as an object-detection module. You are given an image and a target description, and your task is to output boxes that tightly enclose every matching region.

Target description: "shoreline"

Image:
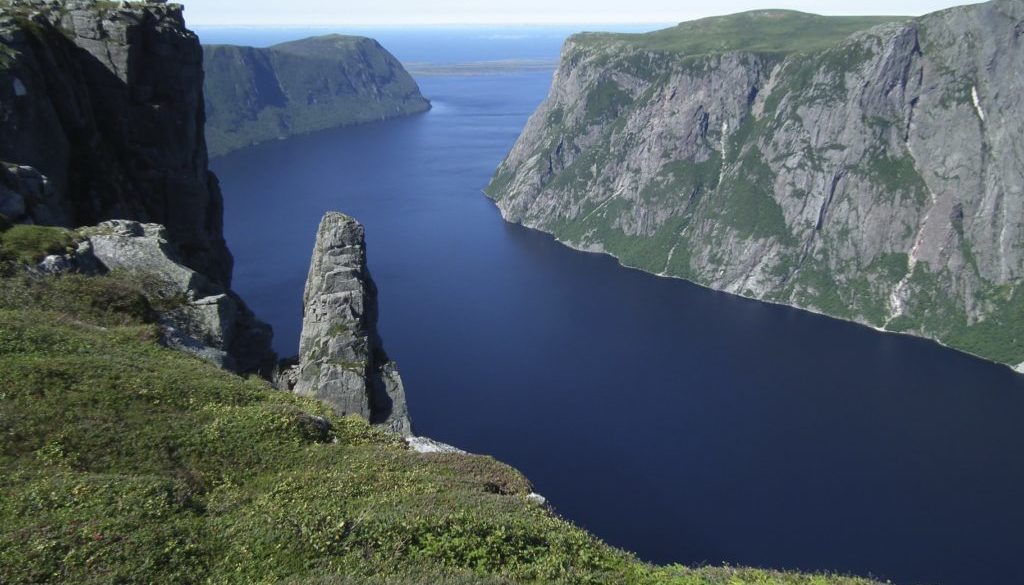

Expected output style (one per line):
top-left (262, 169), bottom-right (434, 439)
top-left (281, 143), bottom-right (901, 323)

top-left (483, 191), bottom-right (1024, 377)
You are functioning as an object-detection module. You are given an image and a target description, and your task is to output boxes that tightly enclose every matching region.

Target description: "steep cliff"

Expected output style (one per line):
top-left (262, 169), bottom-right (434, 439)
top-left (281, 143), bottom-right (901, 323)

top-left (283, 212), bottom-right (411, 436)
top-left (487, 0), bottom-right (1024, 370)
top-left (0, 0), bottom-right (231, 286)
top-left (203, 35), bottom-right (431, 157)
top-left (0, 0), bottom-right (277, 374)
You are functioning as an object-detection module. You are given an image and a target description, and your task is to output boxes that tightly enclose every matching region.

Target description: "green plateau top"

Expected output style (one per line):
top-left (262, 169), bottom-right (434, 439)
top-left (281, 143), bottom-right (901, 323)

top-left (571, 10), bottom-right (907, 55)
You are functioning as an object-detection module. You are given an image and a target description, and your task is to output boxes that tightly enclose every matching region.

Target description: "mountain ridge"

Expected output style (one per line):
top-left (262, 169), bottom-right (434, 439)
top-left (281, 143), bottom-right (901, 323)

top-left (203, 34), bottom-right (431, 157)
top-left (486, 0), bottom-right (1024, 371)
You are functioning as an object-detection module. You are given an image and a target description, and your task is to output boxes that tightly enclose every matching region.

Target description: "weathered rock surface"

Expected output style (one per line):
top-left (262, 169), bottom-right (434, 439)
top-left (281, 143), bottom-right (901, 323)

top-left (406, 436), bottom-right (466, 454)
top-left (291, 212), bottom-right (411, 436)
top-left (0, 163), bottom-right (60, 225)
top-left (203, 35), bottom-right (431, 157)
top-left (487, 0), bottom-right (1024, 369)
top-left (42, 219), bottom-right (276, 376)
top-left (0, 0), bottom-right (232, 286)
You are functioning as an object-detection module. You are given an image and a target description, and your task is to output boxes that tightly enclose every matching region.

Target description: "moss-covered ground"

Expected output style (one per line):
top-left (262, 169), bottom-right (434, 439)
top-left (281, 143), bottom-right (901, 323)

top-left (572, 11), bottom-right (903, 56)
top-left (0, 249), bottom-right (881, 584)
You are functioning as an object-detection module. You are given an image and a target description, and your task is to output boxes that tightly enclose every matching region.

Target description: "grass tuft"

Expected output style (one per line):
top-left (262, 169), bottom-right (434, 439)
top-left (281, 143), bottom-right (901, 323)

top-left (0, 224), bottom-right (76, 265)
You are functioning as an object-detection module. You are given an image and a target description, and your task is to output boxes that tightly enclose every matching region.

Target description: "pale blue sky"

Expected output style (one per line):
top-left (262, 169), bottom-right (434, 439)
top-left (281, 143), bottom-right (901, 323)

top-left (182, 0), bottom-right (985, 26)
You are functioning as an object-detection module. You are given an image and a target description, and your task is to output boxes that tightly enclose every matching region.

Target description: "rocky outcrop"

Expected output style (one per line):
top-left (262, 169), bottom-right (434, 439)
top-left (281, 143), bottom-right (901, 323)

top-left (0, 163), bottom-right (61, 225)
top-left (487, 0), bottom-right (1024, 370)
top-left (0, 0), bottom-right (231, 286)
top-left (285, 212), bottom-right (411, 436)
top-left (203, 35), bottom-right (431, 157)
top-left (39, 219), bottom-right (276, 376)
top-left (406, 436), bottom-right (465, 454)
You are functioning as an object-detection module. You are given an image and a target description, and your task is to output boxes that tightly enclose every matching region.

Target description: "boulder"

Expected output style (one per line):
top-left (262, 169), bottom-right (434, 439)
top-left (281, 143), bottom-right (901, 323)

top-left (43, 219), bottom-right (276, 377)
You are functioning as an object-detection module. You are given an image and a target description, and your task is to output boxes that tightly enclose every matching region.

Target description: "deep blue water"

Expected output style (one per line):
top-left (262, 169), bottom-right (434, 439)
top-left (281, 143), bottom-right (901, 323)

top-left (211, 31), bottom-right (1024, 585)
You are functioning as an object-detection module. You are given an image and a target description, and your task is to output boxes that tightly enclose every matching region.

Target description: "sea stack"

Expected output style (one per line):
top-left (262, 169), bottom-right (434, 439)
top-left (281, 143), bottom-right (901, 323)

top-left (289, 212), bottom-right (411, 435)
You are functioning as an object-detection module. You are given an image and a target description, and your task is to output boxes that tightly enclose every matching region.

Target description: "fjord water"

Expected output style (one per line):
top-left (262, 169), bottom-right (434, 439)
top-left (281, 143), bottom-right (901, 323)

top-left (207, 28), bottom-right (1024, 585)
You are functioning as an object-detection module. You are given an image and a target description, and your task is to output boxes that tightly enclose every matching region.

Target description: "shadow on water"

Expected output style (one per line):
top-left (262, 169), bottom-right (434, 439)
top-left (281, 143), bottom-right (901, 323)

top-left (214, 71), bottom-right (1024, 585)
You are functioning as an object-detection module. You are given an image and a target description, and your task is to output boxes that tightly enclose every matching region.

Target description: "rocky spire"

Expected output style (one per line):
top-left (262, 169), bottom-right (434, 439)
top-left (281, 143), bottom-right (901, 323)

top-left (289, 212), bottom-right (411, 436)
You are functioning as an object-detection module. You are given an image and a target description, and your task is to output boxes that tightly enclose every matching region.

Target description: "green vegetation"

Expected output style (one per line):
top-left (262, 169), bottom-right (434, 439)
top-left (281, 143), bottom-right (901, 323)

top-left (941, 284), bottom-right (1024, 365)
top-left (327, 322), bottom-right (352, 337)
top-left (640, 155), bottom-right (721, 203)
top-left (717, 150), bottom-right (793, 243)
top-left (917, 21), bottom-right (979, 109)
top-left (761, 42), bottom-right (877, 113)
top-left (584, 79), bottom-right (633, 123)
top-left (484, 169), bottom-right (516, 199)
top-left (787, 253), bottom-right (910, 327)
top-left (885, 263), bottom-right (1024, 365)
top-left (788, 259), bottom-right (851, 321)
top-left (546, 197), bottom-right (694, 278)
top-left (489, 3), bottom-right (1024, 372)
top-left (203, 37), bottom-right (430, 157)
top-left (0, 224), bottom-right (76, 266)
top-left (0, 268), bottom-right (882, 584)
top-left (572, 11), bottom-right (904, 57)
top-left (548, 147), bottom-right (607, 194)
top-left (0, 42), bottom-right (16, 68)
top-left (856, 149), bottom-right (930, 204)
top-left (94, 0), bottom-right (124, 12)
top-left (937, 77), bottom-right (976, 109)
top-left (0, 273), bottom-right (156, 325)
top-left (546, 107), bottom-right (565, 126)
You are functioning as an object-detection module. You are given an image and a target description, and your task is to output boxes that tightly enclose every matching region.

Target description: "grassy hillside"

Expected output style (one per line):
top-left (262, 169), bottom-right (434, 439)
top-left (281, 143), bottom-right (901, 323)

top-left (572, 11), bottom-right (905, 55)
top-left (0, 227), bottom-right (879, 584)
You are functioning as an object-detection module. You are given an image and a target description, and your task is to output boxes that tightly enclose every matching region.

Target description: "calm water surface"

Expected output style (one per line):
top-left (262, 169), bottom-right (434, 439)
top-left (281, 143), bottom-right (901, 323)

top-left (209, 31), bottom-right (1024, 585)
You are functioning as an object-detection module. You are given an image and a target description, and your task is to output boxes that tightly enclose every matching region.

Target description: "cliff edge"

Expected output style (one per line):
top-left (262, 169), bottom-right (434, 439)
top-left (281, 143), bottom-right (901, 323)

top-left (203, 35), bottom-right (431, 157)
top-left (487, 0), bottom-right (1024, 370)
top-left (0, 0), bottom-right (232, 286)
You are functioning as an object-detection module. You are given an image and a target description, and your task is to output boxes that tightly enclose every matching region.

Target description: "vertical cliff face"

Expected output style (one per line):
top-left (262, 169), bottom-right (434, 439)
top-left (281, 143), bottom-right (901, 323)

top-left (0, 0), bottom-right (231, 286)
top-left (288, 212), bottom-right (411, 436)
top-left (487, 0), bottom-right (1024, 370)
top-left (203, 35), bottom-right (431, 157)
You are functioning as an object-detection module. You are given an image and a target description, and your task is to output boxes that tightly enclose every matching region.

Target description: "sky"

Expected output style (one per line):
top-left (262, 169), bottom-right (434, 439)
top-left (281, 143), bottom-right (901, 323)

top-left (182, 0), bottom-right (985, 26)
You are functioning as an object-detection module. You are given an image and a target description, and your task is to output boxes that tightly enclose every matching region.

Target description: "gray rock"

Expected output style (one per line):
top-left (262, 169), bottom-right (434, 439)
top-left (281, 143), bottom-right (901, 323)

top-left (88, 220), bottom-right (209, 297)
top-left (273, 356), bottom-right (301, 392)
top-left (0, 186), bottom-right (24, 219)
top-left (0, 0), bottom-right (232, 286)
top-left (526, 493), bottom-right (548, 506)
top-left (161, 322), bottom-right (234, 372)
top-left (0, 163), bottom-right (59, 224)
top-left (79, 219), bottom-right (276, 377)
top-left (37, 239), bottom-right (102, 275)
top-left (487, 0), bottom-right (1024, 369)
top-left (406, 436), bottom-right (466, 454)
top-left (293, 212), bottom-right (412, 435)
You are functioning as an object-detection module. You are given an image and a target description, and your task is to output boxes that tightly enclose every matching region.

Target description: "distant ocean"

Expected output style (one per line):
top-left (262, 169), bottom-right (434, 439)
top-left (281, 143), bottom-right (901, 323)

top-left (193, 24), bottom-right (666, 66)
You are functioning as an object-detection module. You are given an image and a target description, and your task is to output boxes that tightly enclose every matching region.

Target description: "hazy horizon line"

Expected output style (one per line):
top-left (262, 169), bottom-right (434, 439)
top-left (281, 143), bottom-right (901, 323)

top-left (185, 6), bottom-right (929, 28)
top-left (190, 21), bottom-right (678, 28)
